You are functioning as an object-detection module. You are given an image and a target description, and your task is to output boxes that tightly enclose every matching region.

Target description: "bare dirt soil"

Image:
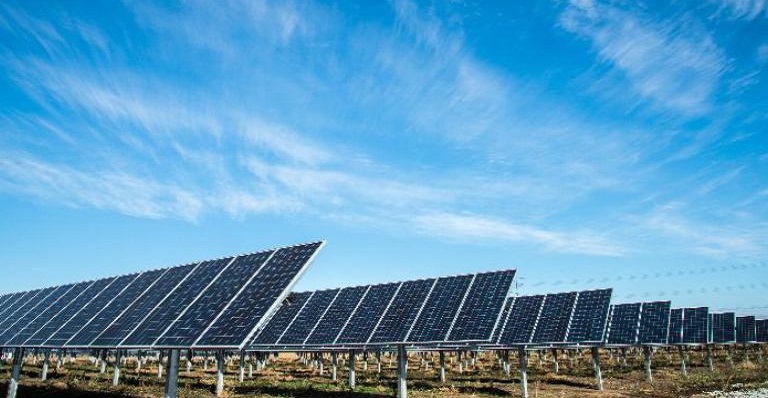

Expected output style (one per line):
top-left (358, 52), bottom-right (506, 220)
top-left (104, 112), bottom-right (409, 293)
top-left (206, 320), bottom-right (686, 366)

top-left (1, 347), bottom-right (766, 397)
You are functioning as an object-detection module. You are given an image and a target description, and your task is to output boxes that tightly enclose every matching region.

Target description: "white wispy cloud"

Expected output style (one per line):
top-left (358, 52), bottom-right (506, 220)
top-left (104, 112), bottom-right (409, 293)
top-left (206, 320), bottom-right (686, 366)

top-left (560, 0), bottom-right (727, 116)
top-left (715, 0), bottom-right (768, 20)
top-left (414, 212), bottom-right (626, 257)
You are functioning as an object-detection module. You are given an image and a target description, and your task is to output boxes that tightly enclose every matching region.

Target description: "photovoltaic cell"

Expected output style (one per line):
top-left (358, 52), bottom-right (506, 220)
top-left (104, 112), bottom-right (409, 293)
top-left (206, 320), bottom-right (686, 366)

top-left (498, 295), bottom-right (544, 345)
top-left (406, 275), bottom-right (473, 343)
top-left (0, 285), bottom-right (71, 344)
top-left (5, 281), bottom-right (92, 346)
top-left (736, 316), bottom-right (756, 343)
top-left (710, 312), bottom-right (735, 344)
top-left (369, 279), bottom-right (435, 344)
top-left (24, 277), bottom-right (116, 347)
top-left (756, 320), bottom-right (768, 343)
top-left (91, 264), bottom-right (197, 347)
top-left (532, 292), bottom-right (577, 344)
top-left (492, 298), bottom-right (513, 343)
top-left (0, 288), bottom-right (54, 336)
top-left (448, 270), bottom-right (516, 342)
top-left (668, 309), bottom-right (683, 344)
top-left (278, 289), bottom-right (340, 345)
top-left (336, 283), bottom-right (399, 344)
top-left (251, 292), bottom-right (312, 345)
top-left (566, 289), bottom-right (612, 343)
top-left (303, 286), bottom-right (368, 345)
top-left (606, 303), bottom-right (641, 345)
top-left (638, 301), bottom-right (670, 345)
top-left (681, 307), bottom-right (709, 345)
top-left (195, 242), bottom-right (322, 347)
top-left (154, 251), bottom-right (273, 347)
top-left (120, 258), bottom-right (232, 347)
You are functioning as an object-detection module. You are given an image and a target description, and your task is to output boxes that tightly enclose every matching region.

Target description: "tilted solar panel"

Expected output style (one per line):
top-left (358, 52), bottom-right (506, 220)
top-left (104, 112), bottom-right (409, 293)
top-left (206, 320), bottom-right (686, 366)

top-left (492, 297), bottom-right (513, 343)
top-left (336, 283), bottom-right (400, 344)
top-left (0, 287), bottom-right (58, 340)
top-left (566, 289), bottom-right (612, 343)
top-left (0, 285), bottom-right (72, 345)
top-left (369, 279), bottom-right (435, 344)
top-left (278, 289), bottom-right (340, 345)
top-left (531, 292), bottom-right (577, 344)
top-left (638, 301), bottom-right (670, 345)
top-left (710, 312), bottom-right (736, 344)
top-left (682, 307), bottom-right (709, 345)
top-left (498, 295), bottom-right (544, 345)
top-left (251, 292), bottom-right (313, 345)
top-left (668, 309), bottom-right (683, 344)
top-left (756, 319), bottom-right (768, 343)
top-left (406, 275), bottom-right (473, 343)
top-left (736, 316), bottom-right (756, 343)
top-left (448, 271), bottom-right (516, 342)
top-left (303, 286), bottom-right (367, 346)
top-left (606, 303), bottom-right (641, 345)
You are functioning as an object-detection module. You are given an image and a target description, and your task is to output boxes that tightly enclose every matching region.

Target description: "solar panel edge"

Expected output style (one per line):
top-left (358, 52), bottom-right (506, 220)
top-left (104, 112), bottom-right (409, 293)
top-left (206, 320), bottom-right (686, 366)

top-left (562, 290), bottom-right (581, 343)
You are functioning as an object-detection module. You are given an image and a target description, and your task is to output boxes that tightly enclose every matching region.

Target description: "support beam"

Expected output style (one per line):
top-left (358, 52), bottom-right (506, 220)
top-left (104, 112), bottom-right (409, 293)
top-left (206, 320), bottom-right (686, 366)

top-left (397, 345), bottom-right (408, 398)
top-left (41, 350), bottom-right (50, 381)
top-left (332, 352), bottom-right (338, 381)
top-left (439, 351), bottom-right (446, 383)
top-left (591, 347), bottom-right (603, 391)
top-left (113, 350), bottom-right (122, 386)
top-left (216, 351), bottom-right (225, 397)
top-left (348, 350), bottom-right (356, 389)
top-left (518, 347), bottom-right (529, 398)
top-left (6, 347), bottom-right (24, 398)
top-left (643, 346), bottom-right (653, 382)
top-left (164, 350), bottom-right (180, 398)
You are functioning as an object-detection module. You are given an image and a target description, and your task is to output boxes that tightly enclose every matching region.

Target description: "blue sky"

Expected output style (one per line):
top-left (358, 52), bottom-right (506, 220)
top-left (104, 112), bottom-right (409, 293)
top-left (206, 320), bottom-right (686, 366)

top-left (0, 0), bottom-right (766, 316)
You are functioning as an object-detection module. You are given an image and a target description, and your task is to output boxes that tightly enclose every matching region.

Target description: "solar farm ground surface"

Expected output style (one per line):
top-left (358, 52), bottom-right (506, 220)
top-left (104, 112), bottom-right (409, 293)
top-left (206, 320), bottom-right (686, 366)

top-left (1, 347), bottom-right (766, 398)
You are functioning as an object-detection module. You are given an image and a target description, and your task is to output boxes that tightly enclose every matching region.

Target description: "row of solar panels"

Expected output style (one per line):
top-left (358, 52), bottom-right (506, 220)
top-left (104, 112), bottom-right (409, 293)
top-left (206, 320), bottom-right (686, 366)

top-left (604, 303), bottom-right (768, 346)
top-left (250, 270), bottom-right (516, 348)
top-left (0, 242), bottom-right (323, 350)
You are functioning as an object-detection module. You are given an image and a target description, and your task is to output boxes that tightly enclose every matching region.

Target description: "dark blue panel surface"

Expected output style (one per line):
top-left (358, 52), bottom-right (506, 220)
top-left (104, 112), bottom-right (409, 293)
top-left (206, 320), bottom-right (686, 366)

top-left (0, 289), bottom-right (49, 333)
top-left (121, 258), bottom-right (232, 347)
top-left (336, 283), bottom-right (399, 344)
top-left (567, 289), bottom-right (612, 343)
top-left (91, 264), bottom-right (196, 347)
top-left (251, 292), bottom-right (312, 345)
top-left (406, 275), bottom-right (473, 343)
top-left (710, 313), bottom-right (735, 344)
top-left (304, 286), bottom-right (367, 345)
top-left (155, 251), bottom-right (273, 347)
top-left (499, 295), bottom-right (544, 345)
top-left (668, 308), bottom-right (683, 344)
top-left (448, 270), bottom-right (516, 342)
top-left (0, 285), bottom-right (71, 345)
top-left (45, 274), bottom-right (138, 347)
top-left (196, 242), bottom-right (322, 347)
top-left (25, 277), bottom-right (115, 347)
top-left (5, 282), bottom-right (88, 346)
top-left (369, 279), bottom-right (435, 343)
top-left (532, 292), bottom-right (577, 343)
top-left (638, 301), bottom-right (670, 345)
top-left (278, 289), bottom-right (339, 345)
top-left (736, 316), bottom-right (756, 343)
top-left (606, 303), bottom-right (641, 345)
top-left (492, 298), bottom-right (513, 343)
top-left (682, 307), bottom-right (708, 345)
top-left (756, 319), bottom-right (768, 343)
top-left (66, 270), bottom-right (165, 347)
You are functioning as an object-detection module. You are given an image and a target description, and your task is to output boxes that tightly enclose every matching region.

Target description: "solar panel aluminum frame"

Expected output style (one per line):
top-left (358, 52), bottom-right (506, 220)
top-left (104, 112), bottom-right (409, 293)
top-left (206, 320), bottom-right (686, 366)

top-left (192, 240), bottom-right (325, 350)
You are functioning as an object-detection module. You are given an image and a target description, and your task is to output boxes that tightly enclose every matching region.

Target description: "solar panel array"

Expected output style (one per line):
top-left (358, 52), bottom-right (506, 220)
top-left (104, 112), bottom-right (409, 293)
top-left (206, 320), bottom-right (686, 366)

top-left (638, 301), bottom-right (671, 345)
top-left (606, 303), bottom-right (641, 345)
top-left (249, 270), bottom-right (516, 348)
top-left (495, 289), bottom-right (612, 347)
top-left (604, 301), bottom-right (672, 346)
top-left (736, 316), bottom-right (756, 343)
top-left (757, 319), bottom-right (768, 343)
top-left (668, 307), bottom-right (709, 345)
top-left (709, 312), bottom-right (736, 344)
top-left (0, 242), bottom-right (324, 350)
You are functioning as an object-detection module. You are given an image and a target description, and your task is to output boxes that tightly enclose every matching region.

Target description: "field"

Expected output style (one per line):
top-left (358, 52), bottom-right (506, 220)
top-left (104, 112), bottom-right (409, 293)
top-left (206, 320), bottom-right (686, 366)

top-left (1, 347), bottom-right (766, 398)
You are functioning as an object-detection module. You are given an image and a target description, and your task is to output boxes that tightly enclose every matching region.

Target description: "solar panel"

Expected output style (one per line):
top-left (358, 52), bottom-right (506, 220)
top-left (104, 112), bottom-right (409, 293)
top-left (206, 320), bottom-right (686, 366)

top-left (251, 292), bottom-right (313, 345)
top-left (369, 279), bottom-right (435, 344)
top-left (606, 303), bottom-right (641, 345)
top-left (498, 295), bottom-right (544, 345)
top-left (668, 309), bottom-right (683, 344)
top-left (682, 307), bottom-right (708, 345)
top-left (637, 301), bottom-right (670, 345)
top-left (406, 275), bottom-right (473, 343)
top-left (0, 290), bottom-right (42, 323)
top-left (736, 316), bottom-right (756, 343)
top-left (0, 287), bottom-right (58, 339)
top-left (278, 289), bottom-right (340, 345)
top-left (336, 283), bottom-right (400, 344)
top-left (531, 292), bottom-right (577, 344)
top-left (195, 243), bottom-right (323, 348)
top-left (566, 289), bottom-right (612, 343)
top-left (0, 285), bottom-right (72, 345)
top-left (710, 312), bottom-right (735, 344)
top-left (301, 286), bottom-right (366, 346)
top-left (448, 271), bottom-right (516, 342)
top-left (756, 319), bottom-right (768, 343)
top-left (492, 297), bottom-right (513, 343)
top-left (91, 263), bottom-right (197, 347)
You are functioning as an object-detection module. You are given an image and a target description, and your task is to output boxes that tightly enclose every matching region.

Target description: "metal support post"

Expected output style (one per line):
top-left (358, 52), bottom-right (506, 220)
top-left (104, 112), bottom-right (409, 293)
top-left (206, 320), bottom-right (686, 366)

top-left (552, 348), bottom-right (559, 374)
top-left (397, 345), bottom-right (408, 398)
top-left (518, 347), bottom-right (529, 398)
top-left (643, 346), bottom-right (653, 382)
top-left (591, 347), bottom-right (603, 391)
top-left (41, 350), bottom-right (50, 381)
top-left (158, 351), bottom-right (165, 379)
top-left (707, 345), bottom-right (714, 372)
top-left (678, 346), bottom-right (687, 377)
top-left (187, 350), bottom-right (193, 374)
top-left (113, 350), bottom-right (122, 386)
top-left (164, 350), bottom-right (180, 398)
top-left (439, 351), bottom-right (446, 383)
top-left (6, 347), bottom-right (24, 398)
top-left (216, 351), bottom-right (225, 397)
top-left (331, 352), bottom-right (338, 381)
top-left (100, 350), bottom-right (107, 374)
top-left (238, 351), bottom-right (245, 383)
top-left (348, 350), bottom-right (356, 389)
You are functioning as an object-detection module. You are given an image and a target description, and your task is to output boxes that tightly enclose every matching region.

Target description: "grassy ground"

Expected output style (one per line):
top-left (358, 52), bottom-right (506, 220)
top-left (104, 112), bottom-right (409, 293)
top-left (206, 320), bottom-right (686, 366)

top-left (0, 347), bottom-right (766, 397)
